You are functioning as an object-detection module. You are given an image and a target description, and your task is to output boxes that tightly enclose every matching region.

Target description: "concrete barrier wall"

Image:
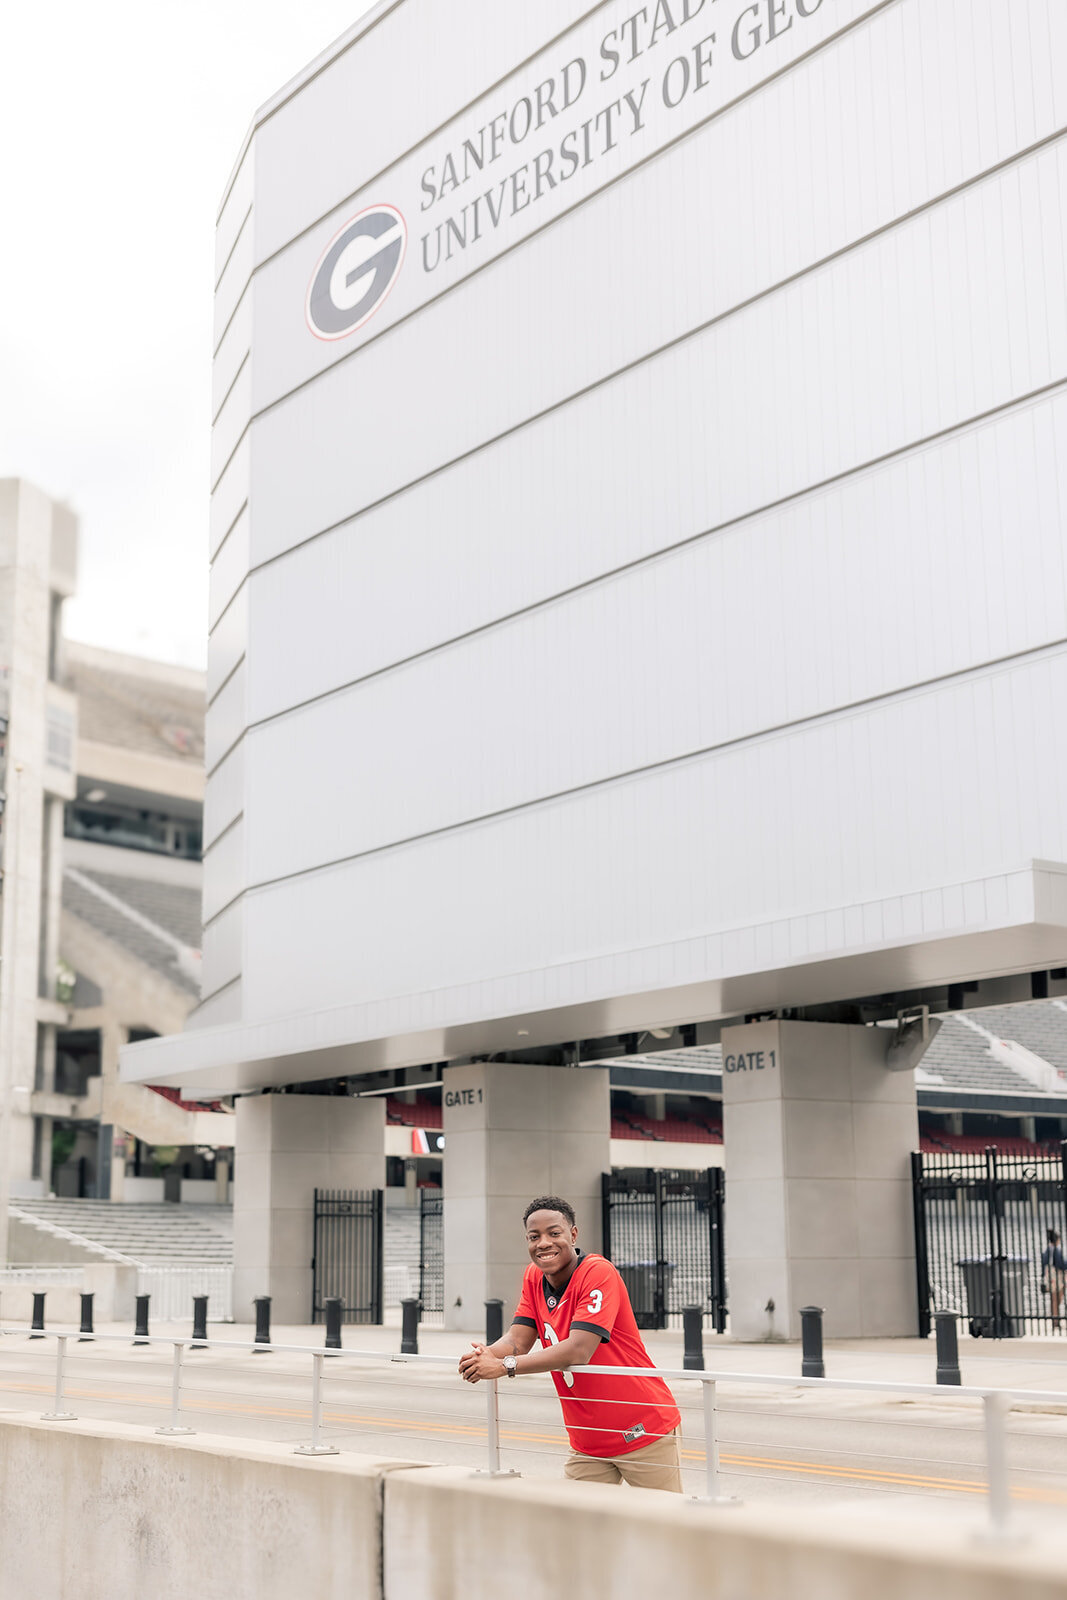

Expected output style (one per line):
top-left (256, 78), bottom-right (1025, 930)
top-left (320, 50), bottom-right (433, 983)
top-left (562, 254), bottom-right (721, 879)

top-left (0, 1416), bottom-right (416, 1600)
top-left (2, 1415), bottom-right (1066, 1600)
top-left (382, 1466), bottom-right (1067, 1600)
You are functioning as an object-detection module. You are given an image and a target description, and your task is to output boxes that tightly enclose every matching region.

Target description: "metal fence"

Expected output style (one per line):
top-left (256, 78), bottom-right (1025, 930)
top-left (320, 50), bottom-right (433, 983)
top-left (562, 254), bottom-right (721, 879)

top-left (311, 1189), bottom-right (384, 1324)
top-left (601, 1167), bottom-right (726, 1332)
top-left (912, 1144), bottom-right (1067, 1338)
top-left (419, 1189), bottom-right (444, 1324)
top-left (0, 1266), bottom-right (86, 1288)
top-left (137, 1265), bottom-right (234, 1323)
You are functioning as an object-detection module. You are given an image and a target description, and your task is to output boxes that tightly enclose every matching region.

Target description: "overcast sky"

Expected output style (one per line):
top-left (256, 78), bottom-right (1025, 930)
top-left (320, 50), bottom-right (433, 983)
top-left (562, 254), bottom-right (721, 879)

top-left (0, 0), bottom-right (376, 670)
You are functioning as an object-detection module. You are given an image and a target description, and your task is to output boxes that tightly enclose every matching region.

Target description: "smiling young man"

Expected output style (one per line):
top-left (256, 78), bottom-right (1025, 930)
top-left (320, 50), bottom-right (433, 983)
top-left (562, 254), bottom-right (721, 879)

top-left (458, 1195), bottom-right (682, 1491)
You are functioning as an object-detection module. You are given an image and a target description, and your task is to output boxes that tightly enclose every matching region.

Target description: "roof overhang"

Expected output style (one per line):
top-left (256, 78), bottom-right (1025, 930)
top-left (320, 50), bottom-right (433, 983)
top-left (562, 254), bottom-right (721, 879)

top-left (119, 861), bottom-right (1067, 1098)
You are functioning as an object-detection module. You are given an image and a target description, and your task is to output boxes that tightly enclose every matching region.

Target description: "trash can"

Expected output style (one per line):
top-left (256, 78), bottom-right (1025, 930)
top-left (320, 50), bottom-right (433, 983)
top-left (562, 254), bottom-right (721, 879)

top-left (957, 1255), bottom-right (1028, 1338)
top-left (617, 1262), bottom-right (675, 1330)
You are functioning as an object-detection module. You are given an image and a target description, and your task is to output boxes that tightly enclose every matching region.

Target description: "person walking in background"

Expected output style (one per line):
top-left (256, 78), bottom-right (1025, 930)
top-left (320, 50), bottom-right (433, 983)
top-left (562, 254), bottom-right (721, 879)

top-left (1042, 1228), bottom-right (1067, 1330)
top-left (458, 1195), bottom-right (682, 1491)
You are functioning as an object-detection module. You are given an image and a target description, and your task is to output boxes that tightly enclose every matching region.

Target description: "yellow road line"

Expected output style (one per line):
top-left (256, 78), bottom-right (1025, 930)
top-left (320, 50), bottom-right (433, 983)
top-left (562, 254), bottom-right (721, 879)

top-left (3, 1379), bottom-right (1066, 1503)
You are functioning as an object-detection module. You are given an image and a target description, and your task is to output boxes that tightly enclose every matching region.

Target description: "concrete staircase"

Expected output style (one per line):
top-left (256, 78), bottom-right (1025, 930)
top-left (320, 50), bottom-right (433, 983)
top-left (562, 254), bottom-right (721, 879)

top-left (10, 1199), bottom-right (233, 1265)
top-left (12, 1199), bottom-right (423, 1310)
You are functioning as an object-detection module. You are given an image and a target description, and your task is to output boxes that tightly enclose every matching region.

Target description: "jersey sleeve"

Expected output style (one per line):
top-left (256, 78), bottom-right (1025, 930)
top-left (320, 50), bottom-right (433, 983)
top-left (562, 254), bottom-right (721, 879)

top-left (512, 1268), bottom-right (538, 1330)
top-left (570, 1257), bottom-right (623, 1342)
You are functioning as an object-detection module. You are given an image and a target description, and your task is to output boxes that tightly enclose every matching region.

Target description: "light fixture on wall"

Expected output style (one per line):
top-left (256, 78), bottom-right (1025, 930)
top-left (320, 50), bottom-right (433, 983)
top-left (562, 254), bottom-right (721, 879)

top-left (84, 788), bottom-right (107, 803)
top-left (886, 1006), bottom-right (943, 1072)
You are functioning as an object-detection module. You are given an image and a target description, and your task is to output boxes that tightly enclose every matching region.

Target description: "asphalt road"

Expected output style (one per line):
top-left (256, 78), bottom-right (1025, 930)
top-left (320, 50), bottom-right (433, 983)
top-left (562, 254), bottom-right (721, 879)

top-left (3, 1322), bottom-right (1067, 1531)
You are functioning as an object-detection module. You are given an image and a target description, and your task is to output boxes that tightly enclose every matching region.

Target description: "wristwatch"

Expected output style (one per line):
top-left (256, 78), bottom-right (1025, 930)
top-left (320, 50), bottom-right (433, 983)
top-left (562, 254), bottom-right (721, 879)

top-left (502, 1356), bottom-right (517, 1378)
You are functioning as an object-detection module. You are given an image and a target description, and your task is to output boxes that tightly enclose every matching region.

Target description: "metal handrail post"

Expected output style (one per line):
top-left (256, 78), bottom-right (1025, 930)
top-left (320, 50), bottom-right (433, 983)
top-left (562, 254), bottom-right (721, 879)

top-left (981, 1391), bottom-right (1013, 1540)
top-left (157, 1343), bottom-right (194, 1436)
top-left (41, 1335), bottom-right (76, 1420)
top-left (473, 1377), bottom-right (519, 1478)
top-left (691, 1378), bottom-right (739, 1507)
top-left (294, 1351), bottom-right (339, 1456)
top-left (705, 1378), bottom-right (719, 1499)
top-left (486, 1377), bottom-right (501, 1472)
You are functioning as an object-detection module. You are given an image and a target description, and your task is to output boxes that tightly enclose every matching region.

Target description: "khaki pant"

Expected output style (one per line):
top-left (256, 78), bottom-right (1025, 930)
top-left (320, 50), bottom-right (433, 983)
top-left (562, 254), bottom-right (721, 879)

top-left (564, 1428), bottom-right (683, 1493)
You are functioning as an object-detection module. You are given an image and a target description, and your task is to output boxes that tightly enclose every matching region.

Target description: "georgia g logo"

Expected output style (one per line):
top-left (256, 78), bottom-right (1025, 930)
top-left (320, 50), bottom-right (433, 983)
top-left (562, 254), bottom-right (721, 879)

top-left (305, 204), bottom-right (406, 341)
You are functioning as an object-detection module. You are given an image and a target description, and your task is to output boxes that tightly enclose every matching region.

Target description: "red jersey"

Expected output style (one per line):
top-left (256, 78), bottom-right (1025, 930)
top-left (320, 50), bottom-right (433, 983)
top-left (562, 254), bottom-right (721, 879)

top-left (513, 1252), bottom-right (680, 1458)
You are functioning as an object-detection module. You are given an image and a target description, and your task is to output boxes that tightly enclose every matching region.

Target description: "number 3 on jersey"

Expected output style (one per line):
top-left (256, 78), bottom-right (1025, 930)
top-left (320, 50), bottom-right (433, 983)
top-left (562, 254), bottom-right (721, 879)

top-left (586, 1289), bottom-right (603, 1315)
top-left (543, 1320), bottom-right (575, 1388)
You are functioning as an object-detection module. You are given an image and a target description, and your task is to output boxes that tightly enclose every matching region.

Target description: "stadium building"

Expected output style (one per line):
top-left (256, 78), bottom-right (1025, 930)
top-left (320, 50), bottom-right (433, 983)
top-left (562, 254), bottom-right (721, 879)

top-left (123, 0), bottom-right (1067, 1336)
top-left (0, 482), bottom-right (232, 1269)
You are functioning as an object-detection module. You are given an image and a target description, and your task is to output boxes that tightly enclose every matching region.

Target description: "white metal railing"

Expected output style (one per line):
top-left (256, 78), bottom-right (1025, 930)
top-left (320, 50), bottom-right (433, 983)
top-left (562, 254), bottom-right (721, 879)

top-left (1, 1324), bottom-right (1063, 1540)
top-left (0, 1266), bottom-right (86, 1288)
top-left (135, 1266), bottom-right (233, 1322)
top-left (383, 1263), bottom-right (418, 1306)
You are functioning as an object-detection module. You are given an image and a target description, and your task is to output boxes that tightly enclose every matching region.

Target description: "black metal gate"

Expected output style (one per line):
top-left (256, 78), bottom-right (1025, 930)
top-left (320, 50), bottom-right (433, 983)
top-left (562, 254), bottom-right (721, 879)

top-left (912, 1144), bottom-right (1067, 1338)
top-left (310, 1188), bottom-right (383, 1324)
top-left (419, 1188), bottom-right (444, 1324)
top-left (601, 1167), bottom-right (726, 1332)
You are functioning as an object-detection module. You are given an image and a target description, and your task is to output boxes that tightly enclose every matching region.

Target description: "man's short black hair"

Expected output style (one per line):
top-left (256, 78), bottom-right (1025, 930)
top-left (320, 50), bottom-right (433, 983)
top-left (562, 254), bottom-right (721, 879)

top-left (523, 1195), bottom-right (576, 1229)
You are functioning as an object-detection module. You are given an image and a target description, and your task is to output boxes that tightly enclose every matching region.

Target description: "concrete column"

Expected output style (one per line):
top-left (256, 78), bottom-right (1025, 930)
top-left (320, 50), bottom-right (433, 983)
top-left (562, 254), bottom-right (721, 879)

top-left (722, 1020), bottom-right (918, 1340)
top-left (99, 1021), bottom-right (126, 1199)
top-left (1020, 1116), bottom-right (1037, 1144)
top-left (109, 1129), bottom-right (127, 1202)
top-left (38, 795), bottom-right (64, 998)
top-left (442, 1062), bottom-right (610, 1331)
top-left (215, 1153), bottom-right (230, 1203)
top-left (233, 1093), bottom-right (385, 1324)
top-left (37, 1114), bottom-right (53, 1194)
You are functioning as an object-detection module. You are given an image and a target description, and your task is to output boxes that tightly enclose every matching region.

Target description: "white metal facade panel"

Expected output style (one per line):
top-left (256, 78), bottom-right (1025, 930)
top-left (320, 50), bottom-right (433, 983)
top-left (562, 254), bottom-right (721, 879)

top-left (193, 0), bottom-right (1067, 1060)
top-left (250, 0), bottom-right (601, 264)
top-left (209, 434), bottom-right (249, 558)
top-left (215, 146), bottom-right (254, 285)
top-left (249, 0), bottom-right (1063, 421)
top-left (241, 647), bottom-right (1067, 1023)
top-left (246, 132), bottom-right (1067, 576)
top-left (187, 980), bottom-right (242, 1031)
top-left (242, 389), bottom-right (1067, 886)
top-left (203, 741), bottom-right (245, 852)
top-left (210, 360), bottom-right (254, 493)
top-left (213, 217), bottom-right (254, 359)
top-left (202, 814), bottom-right (246, 927)
top-left (206, 583), bottom-right (247, 705)
top-left (249, 0), bottom-right (895, 414)
top-left (213, 305), bottom-right (252, 424)
top-left (204, 659), bottom-right (246, 775)
top-left (208, 507), bottom-right (250, 631)
top-left (200, 899), bottom-right (244, 1000)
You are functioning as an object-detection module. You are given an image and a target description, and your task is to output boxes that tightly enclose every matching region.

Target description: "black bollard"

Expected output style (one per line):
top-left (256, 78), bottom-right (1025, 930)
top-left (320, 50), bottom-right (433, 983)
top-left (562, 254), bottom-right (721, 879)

top-left (29, 1291), bottom-right (46, 1339)
top-left (682, 1305), bottom-right (705, 1371)
top-left (934, 1310), bottom-right (962, 1386)
top-left (79, 1292), bottom-right (95, 1342)
top-left (191, 1294), bottom-right (208, 1350)
top-left (253, 1296), bottom-right (271, 1352)
top-left (485, 1299), bottom-right (504, 1346)
top-left (324, 1296), bottom-right (343, 1355)
top-left (400, 1297), bottom-right (419, 1356)
top-left (133, 1294), bottom-right (150, 1346)
top-left (800, 1305), bottom-right (825, 1378)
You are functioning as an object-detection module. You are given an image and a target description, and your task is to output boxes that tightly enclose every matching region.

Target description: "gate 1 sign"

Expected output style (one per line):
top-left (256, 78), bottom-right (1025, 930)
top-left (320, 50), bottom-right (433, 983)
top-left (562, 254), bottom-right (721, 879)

top-left (719, 1021), bottom-right (782, 1104)
top-left (723, 1047), bottom-right (778, 1074)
